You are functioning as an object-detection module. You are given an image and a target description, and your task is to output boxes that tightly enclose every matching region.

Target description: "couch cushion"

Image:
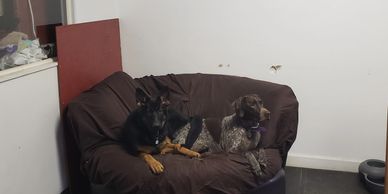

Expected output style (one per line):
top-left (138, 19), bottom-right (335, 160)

top-left (85, 143), bottom-right (282, 194)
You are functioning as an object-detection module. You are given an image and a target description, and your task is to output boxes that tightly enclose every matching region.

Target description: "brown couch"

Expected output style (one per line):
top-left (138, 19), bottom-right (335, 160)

top-left (65, 71), bottom-right (298, 194)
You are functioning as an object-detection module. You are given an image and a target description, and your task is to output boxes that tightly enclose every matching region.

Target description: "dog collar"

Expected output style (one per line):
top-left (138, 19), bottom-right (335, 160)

top-left (251, 123), bottom-right (260, 129)
top-left (250, 123), bottom-right (267, 133)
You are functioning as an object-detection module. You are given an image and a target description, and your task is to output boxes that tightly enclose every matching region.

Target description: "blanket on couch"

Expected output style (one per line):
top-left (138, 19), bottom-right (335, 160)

top-left (65, 72), bottom-right (298, 194)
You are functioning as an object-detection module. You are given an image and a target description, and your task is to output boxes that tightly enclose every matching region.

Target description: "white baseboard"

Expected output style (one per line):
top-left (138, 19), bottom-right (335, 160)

top-left (286, 154), bottom-right (362, 173)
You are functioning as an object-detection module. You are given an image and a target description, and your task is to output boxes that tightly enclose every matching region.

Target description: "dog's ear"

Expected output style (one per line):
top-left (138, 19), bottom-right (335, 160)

top-left (232, 97), bottom-right (245, 118)
top-left (135, 88), bottom-right (150, 106)
top-left (251, 94), bottom-right (262, 105)
top-left (158, 86), bottom-right (170, 106)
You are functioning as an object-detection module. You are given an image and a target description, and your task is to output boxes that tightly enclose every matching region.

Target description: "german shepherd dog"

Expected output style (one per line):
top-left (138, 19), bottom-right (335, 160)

top-left (121, 88), bottom-right (200, 174)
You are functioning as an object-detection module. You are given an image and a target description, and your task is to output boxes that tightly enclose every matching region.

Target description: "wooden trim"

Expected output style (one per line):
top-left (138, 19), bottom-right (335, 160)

top-left (65, 0), bottom-right (73, 24)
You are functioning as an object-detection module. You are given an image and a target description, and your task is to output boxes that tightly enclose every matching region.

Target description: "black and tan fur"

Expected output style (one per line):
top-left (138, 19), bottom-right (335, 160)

top-left (121, 88), bottom-right (200, 174)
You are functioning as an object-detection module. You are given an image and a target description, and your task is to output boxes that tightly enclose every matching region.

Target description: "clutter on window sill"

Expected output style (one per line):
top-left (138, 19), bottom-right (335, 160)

top-left (0, 31), bottom-right (48, 71)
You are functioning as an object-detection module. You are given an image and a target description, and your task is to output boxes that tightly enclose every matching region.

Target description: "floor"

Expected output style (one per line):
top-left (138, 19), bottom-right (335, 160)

top-left (285, 166), bottom-right (370, 194)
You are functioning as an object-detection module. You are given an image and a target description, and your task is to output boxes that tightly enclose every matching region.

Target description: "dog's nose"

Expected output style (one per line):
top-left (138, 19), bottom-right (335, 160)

top-left (265, 111), bottom-right (271, 119)
top-left (260, 108), bottom-right (271, 121)
top-left (152, 118), bottom-right (166, 128)
top-left (152, 123), bottom-right (161, 128)
top-left (152, 120), bottom-right (162, 128)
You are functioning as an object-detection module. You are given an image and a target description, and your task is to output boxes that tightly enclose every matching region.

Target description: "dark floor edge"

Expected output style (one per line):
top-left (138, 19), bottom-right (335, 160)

top-left (61, 187), bottom-right (70, 194)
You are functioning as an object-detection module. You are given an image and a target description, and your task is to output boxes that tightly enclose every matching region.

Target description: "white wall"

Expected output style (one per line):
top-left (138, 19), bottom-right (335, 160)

top-left (117, 0), bottom-right (388, 171)
top-left (0, 66), bottom-right (67, 193)
top-left (71, 0), bottom-right (119, 23)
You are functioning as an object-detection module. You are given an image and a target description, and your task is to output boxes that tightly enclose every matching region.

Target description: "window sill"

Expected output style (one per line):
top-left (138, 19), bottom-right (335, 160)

top-left (0, 58), bottom-right (58, 83)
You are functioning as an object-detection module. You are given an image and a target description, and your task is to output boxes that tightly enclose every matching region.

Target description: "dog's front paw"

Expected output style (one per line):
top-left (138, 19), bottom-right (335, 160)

top-left (191, 152), bottom-right (201, 158)
top-left (252, 168), bottom-right (263, 177)
top-left (142, 154), bottom-right (165, 174)
top-left (178, 147), bottom-right (201, 158)
top-left (148, 159), bottom-right (164, 174)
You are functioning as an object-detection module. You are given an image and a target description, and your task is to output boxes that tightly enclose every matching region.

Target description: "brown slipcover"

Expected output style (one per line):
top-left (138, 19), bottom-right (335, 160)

top-left (66, 72), bottom-right (298, 194)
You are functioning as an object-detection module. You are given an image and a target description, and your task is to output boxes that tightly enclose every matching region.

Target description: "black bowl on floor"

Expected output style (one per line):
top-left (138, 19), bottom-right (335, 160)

top-left (358, 159), bottom-right (385, 194)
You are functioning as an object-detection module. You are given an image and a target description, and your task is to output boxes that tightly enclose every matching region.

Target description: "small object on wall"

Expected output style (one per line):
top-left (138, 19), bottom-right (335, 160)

top-left (217, 64), bottom-right (231, 68)
top-left (359, 159), bottom-right (385, 194)
top-left (269, 64), bottom-right (282, 74)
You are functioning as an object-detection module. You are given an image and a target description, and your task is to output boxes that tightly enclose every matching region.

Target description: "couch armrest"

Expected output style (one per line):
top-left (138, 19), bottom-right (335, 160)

top-left (260, 85), bottom-right (299, 167)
